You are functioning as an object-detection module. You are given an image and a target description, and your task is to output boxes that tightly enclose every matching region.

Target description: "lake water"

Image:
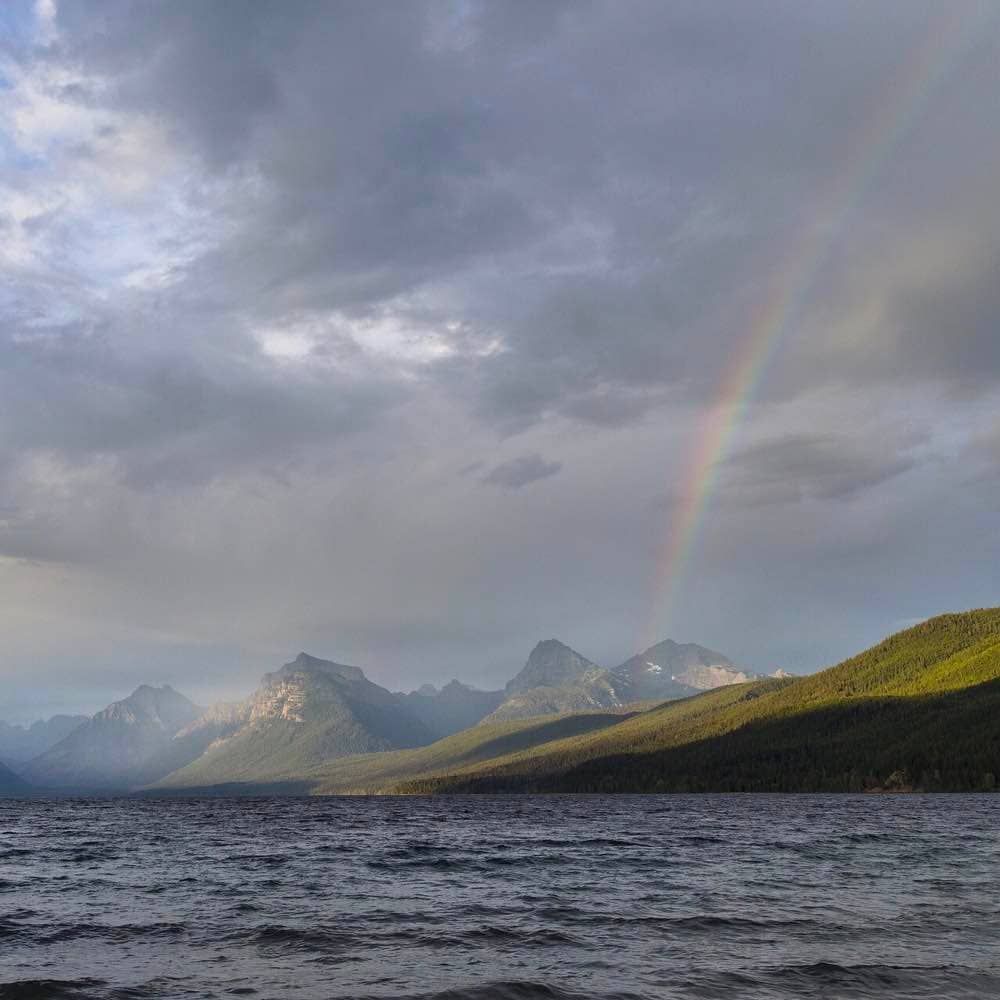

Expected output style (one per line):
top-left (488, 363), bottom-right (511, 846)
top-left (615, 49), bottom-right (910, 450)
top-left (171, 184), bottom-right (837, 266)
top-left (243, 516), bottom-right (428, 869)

top-left (1, 795), bottom-right (998, 999)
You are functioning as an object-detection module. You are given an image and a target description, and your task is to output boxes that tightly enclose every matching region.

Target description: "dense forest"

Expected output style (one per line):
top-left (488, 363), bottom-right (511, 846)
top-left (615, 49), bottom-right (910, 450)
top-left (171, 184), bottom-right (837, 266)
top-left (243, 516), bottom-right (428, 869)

top-left (396, 610), bottom-right (1000, 794)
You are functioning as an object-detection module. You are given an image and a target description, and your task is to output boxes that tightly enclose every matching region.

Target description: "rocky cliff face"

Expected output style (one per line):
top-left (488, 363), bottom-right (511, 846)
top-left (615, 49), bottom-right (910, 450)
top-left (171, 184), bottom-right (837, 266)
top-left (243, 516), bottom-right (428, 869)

top-left (245, 654), bottom-right (381, 724)
top-left (505, 640), bottom-right (603, 695)
top-left (154, 653), bottom-right (435, 789)
top-left (484, 673), bottom-right (625, 723)
top-left (24, 685), bottom-right (202, 790)
top-left (482, 641), bottom-right (626, 723)
top-left (484, 637), bottom-right (750, 724)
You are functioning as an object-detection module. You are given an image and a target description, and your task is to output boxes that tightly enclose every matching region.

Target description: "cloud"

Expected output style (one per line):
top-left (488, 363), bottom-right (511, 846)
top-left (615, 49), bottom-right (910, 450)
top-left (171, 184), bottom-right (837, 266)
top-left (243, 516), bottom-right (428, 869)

top-left (0, 1), bottom-right (998, 716)
top-left (482, 453), bottom-right (562, 490)
top-left (723, 432), bottom-right (918, 504)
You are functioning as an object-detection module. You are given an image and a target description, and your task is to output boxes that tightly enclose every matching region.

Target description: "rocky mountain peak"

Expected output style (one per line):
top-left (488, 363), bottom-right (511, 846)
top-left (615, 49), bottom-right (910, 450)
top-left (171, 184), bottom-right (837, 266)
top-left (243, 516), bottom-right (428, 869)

top-left (22, 683), bottom-right (202, 790)
top-left (612, 638), bottom-right (748, 699)
top-left (505, 640), bottom-right (602, 696)
top-left (97, 684), bottom-right (201, 734)
top-left (440, 679), bottom-right (478, 696)
top-left (281, 653), bottom-right (367, 684)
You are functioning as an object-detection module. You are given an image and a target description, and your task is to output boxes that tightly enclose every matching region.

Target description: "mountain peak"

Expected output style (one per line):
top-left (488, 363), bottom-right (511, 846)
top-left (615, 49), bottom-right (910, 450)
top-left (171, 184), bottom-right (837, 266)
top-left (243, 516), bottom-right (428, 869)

top-left (130, 682), bottom-right (177, 698)
top-left (613, 638), bottom-right (747, 698)
top-left (118, 684), bottom-right (198, 723)
top-left (281, 653), bottom-right (366, 684)
top-left (506, 640), bottom-right (601, 696)
top-left (532, 638), bottom-right (575, 654)
top-left (23, 684), bottom-right (202, 790)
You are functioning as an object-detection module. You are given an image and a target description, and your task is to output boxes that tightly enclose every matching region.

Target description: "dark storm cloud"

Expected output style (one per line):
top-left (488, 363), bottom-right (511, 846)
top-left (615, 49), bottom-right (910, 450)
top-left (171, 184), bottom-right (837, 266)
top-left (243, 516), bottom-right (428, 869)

top-left (27, 2), bottom-right (995, 424)
top-left (1, 0), bottom-right (999, 714)
top-left (47, 0), bottom-right (991, 423)
top-left (482, 453), bottom-right (562, 491)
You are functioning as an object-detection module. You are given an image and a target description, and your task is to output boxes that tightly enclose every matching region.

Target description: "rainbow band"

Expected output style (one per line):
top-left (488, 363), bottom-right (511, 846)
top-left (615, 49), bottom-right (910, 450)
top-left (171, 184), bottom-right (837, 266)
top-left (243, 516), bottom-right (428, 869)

top-left (644, 4), bottom-right (990, 650)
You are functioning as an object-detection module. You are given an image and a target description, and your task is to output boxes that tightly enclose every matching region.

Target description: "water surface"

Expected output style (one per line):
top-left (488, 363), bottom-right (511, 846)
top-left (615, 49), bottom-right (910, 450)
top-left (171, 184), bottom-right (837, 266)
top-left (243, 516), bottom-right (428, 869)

top-left (1, 795), bottom-right (998, 999)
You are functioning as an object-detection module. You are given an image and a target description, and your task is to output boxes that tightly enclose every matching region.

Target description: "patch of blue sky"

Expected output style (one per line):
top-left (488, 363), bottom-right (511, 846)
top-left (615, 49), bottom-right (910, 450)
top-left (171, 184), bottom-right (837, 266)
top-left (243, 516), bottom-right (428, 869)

top-left (0, 1), bottom-right (43, 51)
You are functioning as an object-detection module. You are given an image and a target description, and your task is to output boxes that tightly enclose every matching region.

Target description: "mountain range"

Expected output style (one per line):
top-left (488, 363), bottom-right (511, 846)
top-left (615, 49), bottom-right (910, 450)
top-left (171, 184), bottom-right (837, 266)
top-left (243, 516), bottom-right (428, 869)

top-left (5, 609), bottom-right (998, 795)
top-left (481, 637), bottom-right (762, 721)
top-left (399, 609), bottom-right (1000, 794)
top-left (2, 636), bottom-right (746, 792)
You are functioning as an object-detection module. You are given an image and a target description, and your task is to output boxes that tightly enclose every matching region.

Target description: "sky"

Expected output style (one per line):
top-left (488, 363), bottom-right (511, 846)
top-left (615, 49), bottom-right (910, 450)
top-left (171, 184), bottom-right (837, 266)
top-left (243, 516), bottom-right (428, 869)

top-left (1, 1), bottom-right (999, 721)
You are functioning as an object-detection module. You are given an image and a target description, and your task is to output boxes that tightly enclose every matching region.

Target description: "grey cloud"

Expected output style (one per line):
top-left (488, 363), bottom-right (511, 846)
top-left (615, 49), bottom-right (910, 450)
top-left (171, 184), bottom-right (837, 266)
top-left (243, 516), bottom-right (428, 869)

top-left (0, 1), bottom-right (998, 714)
top-left (0, 318), bottom-right (405, 490)
top-left (482, 453), bottom-right (562, 490)
top-left (48, 0), bottom-right (983, 428)
top-left (723, 432), bottom-right (918, 504)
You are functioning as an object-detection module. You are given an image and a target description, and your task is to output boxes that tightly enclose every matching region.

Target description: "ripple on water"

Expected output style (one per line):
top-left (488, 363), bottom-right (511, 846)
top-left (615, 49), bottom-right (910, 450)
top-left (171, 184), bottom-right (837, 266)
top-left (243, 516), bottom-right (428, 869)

top-left (0, 795), bottom-right (997, 999)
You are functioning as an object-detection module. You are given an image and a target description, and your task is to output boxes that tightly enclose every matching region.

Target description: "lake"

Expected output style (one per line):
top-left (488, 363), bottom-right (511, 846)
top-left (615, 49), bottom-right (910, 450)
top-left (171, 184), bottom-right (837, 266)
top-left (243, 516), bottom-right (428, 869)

top-left (1, 795), bottom-right (998, 999)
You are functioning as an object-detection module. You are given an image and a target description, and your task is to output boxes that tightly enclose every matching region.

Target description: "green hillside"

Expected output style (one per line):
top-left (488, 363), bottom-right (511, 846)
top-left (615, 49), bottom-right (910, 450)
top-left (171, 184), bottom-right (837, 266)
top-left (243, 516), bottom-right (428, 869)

top-left (154, 708), bottom-right (634, 794)
top-left (398, 610), bottom-right (1000, 794)
top-left (161, 712), bottom-right (400, 787)
top-left (305, 709), bottom-right (635, 793)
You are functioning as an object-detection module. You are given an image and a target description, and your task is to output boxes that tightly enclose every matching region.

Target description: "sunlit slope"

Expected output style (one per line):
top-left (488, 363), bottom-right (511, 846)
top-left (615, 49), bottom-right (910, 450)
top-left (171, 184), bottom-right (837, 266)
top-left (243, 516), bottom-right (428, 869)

top-left (399, 610), bottom-right (1000, 793)
top-left (393, 679), bottom-right (785, 791)
top-left (154, 707), bottom-right (633, 793)
top-left (304, 709), bottom-right (636, 793)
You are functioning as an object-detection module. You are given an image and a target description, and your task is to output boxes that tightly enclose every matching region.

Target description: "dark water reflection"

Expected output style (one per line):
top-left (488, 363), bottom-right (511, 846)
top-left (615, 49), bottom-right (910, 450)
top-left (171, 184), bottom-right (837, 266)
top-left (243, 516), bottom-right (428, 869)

top-left (1, 795), bottom-right (998, 998)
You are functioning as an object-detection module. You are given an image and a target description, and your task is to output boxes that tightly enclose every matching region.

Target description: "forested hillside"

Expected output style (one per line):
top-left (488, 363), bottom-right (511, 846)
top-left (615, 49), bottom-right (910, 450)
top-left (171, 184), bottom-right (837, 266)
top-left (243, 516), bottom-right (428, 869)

top-left (398, 610), bottom-right (1000, 793)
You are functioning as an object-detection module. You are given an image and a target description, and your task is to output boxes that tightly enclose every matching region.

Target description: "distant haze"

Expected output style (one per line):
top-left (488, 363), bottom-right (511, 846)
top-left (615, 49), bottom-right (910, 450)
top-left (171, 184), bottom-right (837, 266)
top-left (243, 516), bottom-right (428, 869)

top-left (1, 2), bottom-right (999, 721)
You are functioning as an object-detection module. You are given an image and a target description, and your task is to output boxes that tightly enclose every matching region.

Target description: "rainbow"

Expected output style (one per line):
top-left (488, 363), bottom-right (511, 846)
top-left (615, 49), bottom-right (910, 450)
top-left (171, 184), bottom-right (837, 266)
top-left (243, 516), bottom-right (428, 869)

top-left (643, 5), bottom-right (990, 650)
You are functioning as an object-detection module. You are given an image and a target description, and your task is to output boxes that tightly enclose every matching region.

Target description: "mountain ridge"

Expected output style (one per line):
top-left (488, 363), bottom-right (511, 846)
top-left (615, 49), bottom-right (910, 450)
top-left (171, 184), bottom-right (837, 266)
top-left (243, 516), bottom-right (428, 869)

top-left (0, 714), bottom-right (89, 764)
top-left (612, 638), bottom-right (754, 700)
top-left (8, 634), bottom-right (752, 789)
top-left (23, 685), bottom-right (202, 790)
top-left (154, 653), bottom-right (435, 789)
top-left (483, 640), bottom-right (625, 722)
top-left (398, 609), bottom-right (1000, 794)
top-left (397, 680), bottom-right (504, 740)
top-left (13, 611), bottom-right (999, 795)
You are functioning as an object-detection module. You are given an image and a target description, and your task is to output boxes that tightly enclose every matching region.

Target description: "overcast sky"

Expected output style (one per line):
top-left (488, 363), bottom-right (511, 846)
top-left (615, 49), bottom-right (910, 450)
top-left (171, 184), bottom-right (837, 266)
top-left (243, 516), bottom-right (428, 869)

top-left (1, 1), bottom-right (998, 721)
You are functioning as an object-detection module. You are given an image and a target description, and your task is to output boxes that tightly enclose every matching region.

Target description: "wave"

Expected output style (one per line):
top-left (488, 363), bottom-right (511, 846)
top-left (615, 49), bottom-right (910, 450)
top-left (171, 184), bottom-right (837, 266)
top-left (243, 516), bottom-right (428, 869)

top-left (641, 913), bottom-right (818, 932)
top-left (0, 980), bottom-right (109, 1000)
top-left (245, 923), bottom-right (362, 952)
top-left (0, 979), bottom-right (191, 1000)
top-left (415, 927), bottom-right (584, 949)
top-left (365, 982), bottom-right (650, 1000)
top-left (534, 909), bottom-right (820, 933)
top-left (685, 962), bottom-right (1000, 998)
top-left (38, 922), bottom-right (187, 945)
